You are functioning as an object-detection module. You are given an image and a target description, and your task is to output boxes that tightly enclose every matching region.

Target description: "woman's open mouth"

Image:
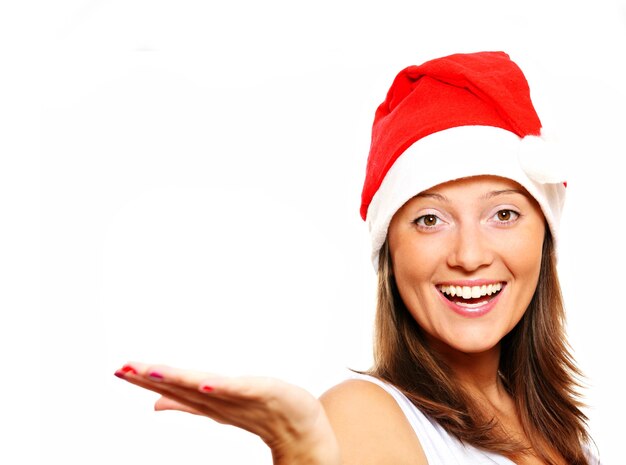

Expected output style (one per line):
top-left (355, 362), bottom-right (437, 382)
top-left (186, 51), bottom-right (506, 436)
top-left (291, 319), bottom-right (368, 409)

top-left (436, 282), bottom-right (505, 314)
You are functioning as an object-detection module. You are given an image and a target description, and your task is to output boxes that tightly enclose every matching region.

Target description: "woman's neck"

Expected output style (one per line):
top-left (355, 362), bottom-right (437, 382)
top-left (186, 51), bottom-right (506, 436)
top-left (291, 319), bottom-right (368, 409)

top-left (428, 338), bottom-right (508, 405)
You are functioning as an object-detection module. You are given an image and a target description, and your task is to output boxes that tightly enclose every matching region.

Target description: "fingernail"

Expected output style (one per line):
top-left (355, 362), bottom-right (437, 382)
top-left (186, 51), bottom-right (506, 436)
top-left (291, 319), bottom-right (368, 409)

top-left (114, 364), bottom-right (137, 378)
top-left (199, 385), bottom-right (214, 393)
top-left (148, 371), bottom-right (164, 381)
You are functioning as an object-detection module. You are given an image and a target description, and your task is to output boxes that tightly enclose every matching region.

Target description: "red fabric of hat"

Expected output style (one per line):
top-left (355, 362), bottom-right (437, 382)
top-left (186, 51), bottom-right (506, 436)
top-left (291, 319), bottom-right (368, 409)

top-left (360, 51), bottom-right (543, 220)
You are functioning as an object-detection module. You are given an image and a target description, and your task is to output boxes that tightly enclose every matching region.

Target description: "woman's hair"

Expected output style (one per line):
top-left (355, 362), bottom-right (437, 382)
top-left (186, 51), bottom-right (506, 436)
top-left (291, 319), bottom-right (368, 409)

top-left (367, 230), bottom-right (592, 465)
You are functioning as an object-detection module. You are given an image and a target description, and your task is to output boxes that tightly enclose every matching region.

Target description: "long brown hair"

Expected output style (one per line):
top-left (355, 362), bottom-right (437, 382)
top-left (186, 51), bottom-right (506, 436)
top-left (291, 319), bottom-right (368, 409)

top-left (368, 231), bottom-right (593, 464)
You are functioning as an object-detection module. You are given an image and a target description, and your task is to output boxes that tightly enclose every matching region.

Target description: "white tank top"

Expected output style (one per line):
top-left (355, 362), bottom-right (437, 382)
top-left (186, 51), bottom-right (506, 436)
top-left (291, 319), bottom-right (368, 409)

top-left (350, 373), bottom-right (600, 465)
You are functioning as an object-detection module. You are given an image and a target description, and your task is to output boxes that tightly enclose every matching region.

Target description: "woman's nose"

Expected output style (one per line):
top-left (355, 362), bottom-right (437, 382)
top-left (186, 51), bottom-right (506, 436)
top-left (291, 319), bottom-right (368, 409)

top-left (446, 223), bottom-right (494, 272)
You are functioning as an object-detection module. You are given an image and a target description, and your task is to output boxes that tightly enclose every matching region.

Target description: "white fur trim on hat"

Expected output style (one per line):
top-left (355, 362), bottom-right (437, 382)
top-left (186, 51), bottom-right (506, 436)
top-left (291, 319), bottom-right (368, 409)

top-left (367, 125), bottom-right (566, 270)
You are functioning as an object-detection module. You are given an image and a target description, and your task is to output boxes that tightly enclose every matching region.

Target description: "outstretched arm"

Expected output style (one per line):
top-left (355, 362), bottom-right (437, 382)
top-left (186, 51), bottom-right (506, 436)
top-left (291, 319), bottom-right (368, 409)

top-left (114, 362), bottom-right (340, 465)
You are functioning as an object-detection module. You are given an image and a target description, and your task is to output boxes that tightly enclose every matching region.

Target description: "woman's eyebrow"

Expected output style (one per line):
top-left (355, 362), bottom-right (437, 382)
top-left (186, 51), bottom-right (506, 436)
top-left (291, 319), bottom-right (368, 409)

top-left (415, 189), bottom-right (529, 203)
top-left (483, 189), bottom-right (529, 200)
top-left (415, 192), bottom-right (449, 202)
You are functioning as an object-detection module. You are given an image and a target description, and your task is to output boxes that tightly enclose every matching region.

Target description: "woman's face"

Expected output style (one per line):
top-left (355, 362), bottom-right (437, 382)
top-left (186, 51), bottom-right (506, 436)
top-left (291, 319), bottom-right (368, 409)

top-left (387, 176), bottom-right (545, 355)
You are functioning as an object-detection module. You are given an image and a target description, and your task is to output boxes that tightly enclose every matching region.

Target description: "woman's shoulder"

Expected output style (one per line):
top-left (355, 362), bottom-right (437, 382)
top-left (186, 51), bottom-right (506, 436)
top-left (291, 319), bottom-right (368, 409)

top-left (320, 375), bottom-right (428, 465)
top-left (320, 376), bottom-right (407, 418)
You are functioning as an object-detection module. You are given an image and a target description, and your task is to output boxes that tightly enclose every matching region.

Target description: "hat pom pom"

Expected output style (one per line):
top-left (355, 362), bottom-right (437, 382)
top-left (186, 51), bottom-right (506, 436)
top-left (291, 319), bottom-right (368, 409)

top-left (518, 130), bottom-right (567, 184)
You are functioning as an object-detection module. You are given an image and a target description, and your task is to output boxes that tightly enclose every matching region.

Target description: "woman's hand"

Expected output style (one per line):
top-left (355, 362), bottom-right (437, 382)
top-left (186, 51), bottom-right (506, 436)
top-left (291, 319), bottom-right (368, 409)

top-left (114, 362), bottom-right (340, 465)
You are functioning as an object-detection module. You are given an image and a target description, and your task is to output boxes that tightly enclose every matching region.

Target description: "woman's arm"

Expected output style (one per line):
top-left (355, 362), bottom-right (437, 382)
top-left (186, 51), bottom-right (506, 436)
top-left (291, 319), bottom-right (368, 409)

top-left (114, 362), bottom-right (340, 465)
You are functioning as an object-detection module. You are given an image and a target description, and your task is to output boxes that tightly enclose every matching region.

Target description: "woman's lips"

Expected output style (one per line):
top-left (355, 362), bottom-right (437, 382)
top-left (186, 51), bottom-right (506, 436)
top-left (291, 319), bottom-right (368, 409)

top-left (436, 282), bottom-right (506, 318)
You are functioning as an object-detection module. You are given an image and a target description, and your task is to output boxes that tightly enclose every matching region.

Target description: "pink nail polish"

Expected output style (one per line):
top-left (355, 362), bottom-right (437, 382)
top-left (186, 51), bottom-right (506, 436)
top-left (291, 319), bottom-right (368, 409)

top-left (148, 371), bottom-right (164, 381)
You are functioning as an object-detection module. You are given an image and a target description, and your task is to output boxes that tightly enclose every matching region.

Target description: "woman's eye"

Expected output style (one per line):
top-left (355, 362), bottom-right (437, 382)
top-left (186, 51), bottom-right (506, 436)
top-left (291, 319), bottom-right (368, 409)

top-left (414, 214), bottom-right (441, 228)
top-left (493, 209), bottom-right (519, 223)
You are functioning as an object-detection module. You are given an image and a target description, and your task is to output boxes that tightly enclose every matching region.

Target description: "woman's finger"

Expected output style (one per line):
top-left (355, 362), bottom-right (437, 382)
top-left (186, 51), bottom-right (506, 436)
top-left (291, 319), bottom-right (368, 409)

top-left (116, 366), bottom-right (226, 410)
top-left (114, 364), bottom-right (268, 428)
top-left (118, 362), bottom-right (220, 389)
top-left (115, 362), bottom-right (271, 402)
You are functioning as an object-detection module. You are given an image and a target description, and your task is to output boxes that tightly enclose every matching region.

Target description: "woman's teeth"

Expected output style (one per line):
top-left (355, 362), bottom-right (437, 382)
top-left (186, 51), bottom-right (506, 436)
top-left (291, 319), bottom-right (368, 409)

top-left (438, 283), bottom-right (503, 300)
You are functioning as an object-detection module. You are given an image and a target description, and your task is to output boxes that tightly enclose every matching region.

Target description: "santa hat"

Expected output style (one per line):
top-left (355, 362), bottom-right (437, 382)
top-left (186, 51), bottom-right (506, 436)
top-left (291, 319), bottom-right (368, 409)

top-left (361, 51), bottom-right (566, 270)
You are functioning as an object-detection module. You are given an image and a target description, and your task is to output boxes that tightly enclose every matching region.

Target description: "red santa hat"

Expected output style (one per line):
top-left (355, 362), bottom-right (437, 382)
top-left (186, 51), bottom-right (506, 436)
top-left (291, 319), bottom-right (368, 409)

top-left (361, 51), bottom-right (566, 269)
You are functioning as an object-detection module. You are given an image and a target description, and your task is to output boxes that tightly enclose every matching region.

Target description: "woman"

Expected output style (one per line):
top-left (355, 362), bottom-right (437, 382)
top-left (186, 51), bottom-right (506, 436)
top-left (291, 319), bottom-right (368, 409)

top-left (115, 51), bottom-right (598, 465)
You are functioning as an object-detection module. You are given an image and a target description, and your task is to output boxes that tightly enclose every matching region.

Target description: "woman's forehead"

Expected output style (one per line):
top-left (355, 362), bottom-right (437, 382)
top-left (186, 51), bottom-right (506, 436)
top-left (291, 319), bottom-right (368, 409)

top-left (420, 175), bottom-right (527, 196)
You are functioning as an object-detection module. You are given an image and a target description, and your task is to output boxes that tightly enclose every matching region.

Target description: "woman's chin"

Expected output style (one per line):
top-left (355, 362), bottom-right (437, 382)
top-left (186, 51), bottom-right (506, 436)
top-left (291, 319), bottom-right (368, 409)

top-left (429, 332), bottom-right (502, 357)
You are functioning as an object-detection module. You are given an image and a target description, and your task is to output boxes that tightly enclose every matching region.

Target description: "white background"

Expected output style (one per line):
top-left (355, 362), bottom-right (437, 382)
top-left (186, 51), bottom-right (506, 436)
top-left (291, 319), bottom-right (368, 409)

top-left (2, 1), bottom-right (625, 464)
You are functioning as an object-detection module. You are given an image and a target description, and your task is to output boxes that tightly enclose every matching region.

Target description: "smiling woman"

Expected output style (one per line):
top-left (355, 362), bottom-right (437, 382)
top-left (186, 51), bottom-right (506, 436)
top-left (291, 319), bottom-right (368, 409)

top-left (322, 51), bottom-right (595, 465)
top-left (115, 51), bottom-right (599, 465)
